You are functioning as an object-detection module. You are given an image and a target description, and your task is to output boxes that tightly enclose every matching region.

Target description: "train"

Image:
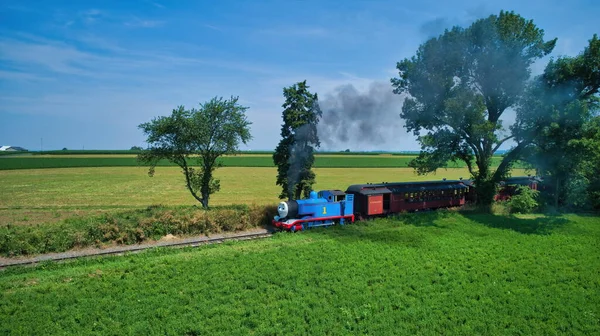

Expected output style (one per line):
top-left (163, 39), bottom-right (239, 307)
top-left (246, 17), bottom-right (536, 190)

top-left (272, 176), bottom-right (542, 231)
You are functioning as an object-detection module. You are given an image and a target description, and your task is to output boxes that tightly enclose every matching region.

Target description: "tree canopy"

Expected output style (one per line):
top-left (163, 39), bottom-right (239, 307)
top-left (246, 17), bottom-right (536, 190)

top-left (138, 96), bottom-right (252, 208)
top-left (273, 80), bottom-right (322, 200)
top-left (391, 10), bottom-right (557, 208)
top-left (574, 116), bottom-right (600, 209)
top-left (519, 34), bottom-right (600, 208)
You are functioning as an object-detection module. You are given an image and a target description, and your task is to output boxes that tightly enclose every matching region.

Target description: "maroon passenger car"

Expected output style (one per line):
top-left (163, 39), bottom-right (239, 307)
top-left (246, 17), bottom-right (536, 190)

top-left (345, 179), bottom-right (471, 219)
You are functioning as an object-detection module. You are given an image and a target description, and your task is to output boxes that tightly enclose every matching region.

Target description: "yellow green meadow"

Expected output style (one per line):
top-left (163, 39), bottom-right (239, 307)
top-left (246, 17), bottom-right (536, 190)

top-left (0, 166), bottom-right (530, 226)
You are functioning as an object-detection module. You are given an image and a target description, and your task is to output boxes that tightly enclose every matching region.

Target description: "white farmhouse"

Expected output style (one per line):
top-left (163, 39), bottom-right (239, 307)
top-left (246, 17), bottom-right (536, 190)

top-left (0, 146), bottom-right (28, 151)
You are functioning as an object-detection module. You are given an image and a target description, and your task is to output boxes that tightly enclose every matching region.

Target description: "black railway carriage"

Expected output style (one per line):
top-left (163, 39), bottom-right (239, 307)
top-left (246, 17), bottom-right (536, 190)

top-left (346, 180), bottom-right (471, 218)
top-left (495, 176), bottom-right (543, 201)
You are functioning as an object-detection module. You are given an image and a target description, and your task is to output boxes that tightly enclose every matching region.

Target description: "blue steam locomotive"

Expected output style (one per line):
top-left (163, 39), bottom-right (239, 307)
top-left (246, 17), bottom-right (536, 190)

top-left (273, 176), bottom-right (543, 231)
top-left (272, 190), bottom-right (355, 231)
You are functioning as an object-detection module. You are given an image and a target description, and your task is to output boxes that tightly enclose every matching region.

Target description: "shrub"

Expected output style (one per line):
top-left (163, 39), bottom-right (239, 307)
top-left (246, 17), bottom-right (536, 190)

top-left (507, 186), bottom-right (540, 214)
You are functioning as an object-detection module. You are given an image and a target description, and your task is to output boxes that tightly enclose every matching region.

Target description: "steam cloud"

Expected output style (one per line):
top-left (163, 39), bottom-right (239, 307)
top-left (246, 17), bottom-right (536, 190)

top-left (285, 81), bottom-right (410, 198)
top-left (316, 81), bottom-right (409, 151)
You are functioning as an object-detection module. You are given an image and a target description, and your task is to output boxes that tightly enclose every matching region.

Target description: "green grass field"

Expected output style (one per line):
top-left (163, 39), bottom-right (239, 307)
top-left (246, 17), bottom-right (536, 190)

top-left (0, 154), bottom-right (525, 170)
top-left (0, 167), bottom-right (530, 227)
top-left (1, 212), bottom-right (598, 334)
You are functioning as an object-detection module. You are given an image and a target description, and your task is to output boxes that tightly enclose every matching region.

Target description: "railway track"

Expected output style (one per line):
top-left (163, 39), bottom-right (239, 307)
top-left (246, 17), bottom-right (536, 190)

top-left (0, 229), bottom-right (274, 268)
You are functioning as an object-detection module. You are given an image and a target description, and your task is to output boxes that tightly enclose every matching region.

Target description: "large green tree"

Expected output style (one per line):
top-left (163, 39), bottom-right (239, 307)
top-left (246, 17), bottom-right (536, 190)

top-left (138, 96), bottom-right (252, 209)
top-left (273, 80), bottom-right (322, 200)
top-left (391, 10), bottom-right (557, 209)
top-left (573, 116), bottom-right (600, 210)
top-left (519, 34), bottom-right (600, 208)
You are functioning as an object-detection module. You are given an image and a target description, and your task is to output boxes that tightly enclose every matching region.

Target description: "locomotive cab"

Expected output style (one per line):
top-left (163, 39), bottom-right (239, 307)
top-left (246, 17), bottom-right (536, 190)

top-left (318, 189), bottom-right (346, 202)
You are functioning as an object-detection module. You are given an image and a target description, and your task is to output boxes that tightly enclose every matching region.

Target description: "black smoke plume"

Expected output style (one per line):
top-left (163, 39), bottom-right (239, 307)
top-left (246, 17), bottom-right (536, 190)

top-left (316, 81), bottom-right (408, 151)
top-left (287, 123), bottom-right (318, 198)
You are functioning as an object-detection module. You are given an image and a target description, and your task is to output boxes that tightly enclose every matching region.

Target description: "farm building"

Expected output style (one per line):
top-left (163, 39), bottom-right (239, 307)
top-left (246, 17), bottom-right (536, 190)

top-left (0, 146), bottom-right (28, 151)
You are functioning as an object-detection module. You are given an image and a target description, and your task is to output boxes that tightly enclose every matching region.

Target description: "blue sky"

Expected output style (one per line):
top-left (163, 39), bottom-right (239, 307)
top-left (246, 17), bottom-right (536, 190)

top-left (1, 0), bottom-right (598, 151)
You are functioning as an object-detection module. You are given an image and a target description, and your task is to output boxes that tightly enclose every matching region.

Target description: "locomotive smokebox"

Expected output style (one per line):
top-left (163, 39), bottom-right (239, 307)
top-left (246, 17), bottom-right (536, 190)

top-left (277, 200), bottom-right (298, 220)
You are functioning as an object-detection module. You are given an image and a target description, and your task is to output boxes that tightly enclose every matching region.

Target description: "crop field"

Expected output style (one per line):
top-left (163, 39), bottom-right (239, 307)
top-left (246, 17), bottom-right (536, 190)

top-left (0, 154), bottom-right (523, 170)
top-left (1, 212), bottom-right (598, 334)
top-left (0, 167), bottom-right (530, 227)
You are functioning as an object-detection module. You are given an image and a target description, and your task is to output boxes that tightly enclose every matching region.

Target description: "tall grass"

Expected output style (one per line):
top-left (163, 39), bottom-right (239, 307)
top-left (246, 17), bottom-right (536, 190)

top-left (0, 204), bottom-right (277, 257)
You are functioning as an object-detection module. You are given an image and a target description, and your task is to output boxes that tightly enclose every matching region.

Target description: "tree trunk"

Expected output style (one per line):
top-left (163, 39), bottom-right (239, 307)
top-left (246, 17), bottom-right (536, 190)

top-left (201, 172), bottom-right (212, 210)
top-left (201, 193), bottom-right (209, 209)
top-left (474, 156), bottom-right (495, 212)
top-left (183, 167), bottom-right (205, 206)
top-left (554, 177), bottom-right (560, 209)
top-left (475, 178), bottom-right (496, 213)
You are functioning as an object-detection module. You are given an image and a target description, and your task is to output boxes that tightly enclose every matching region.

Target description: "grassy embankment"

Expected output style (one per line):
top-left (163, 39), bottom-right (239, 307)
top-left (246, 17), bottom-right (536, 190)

top-left (1, 212), bottom-right (598, 334)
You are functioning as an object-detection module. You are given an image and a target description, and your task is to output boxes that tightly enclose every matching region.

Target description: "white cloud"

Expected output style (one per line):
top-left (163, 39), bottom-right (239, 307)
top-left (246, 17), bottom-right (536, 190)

top-left (255, 26), bottom-right (330, 38)
top-left (147, 1), bottom-right (165, 9)
top-left (0, 70), bottom-right (55, 82)
top-left (79, 9), bottom-right (103, 24)
top-left (204, 24), bottom-right (222, 31)
top-left (124, 17), bottom-right (165, 28)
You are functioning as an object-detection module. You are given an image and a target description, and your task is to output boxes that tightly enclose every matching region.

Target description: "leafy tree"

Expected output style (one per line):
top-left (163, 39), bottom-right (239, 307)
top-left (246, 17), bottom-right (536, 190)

top-left (130, 146), bottom-right (143, 151)
top-left (138, 96), bottom-right (252, 209)
top-left (273, 80), bottom-right (322, 200)
top-left (521, 34), bottom-right (600, 208)
top-left (391, 10), bottom-right (556, 210)
top-left (571, 116), bottom-right (600, 210)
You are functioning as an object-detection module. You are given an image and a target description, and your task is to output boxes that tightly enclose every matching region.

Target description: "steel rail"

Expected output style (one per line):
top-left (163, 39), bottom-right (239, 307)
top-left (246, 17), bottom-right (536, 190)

top-left (0, 230), bottom-right (274, 268)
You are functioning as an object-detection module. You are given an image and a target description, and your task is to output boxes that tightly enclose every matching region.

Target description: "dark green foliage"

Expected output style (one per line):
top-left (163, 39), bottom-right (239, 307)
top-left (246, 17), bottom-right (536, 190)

top-left (0, 151), bottom-right (30, 156)
top-left (520, 34), bottom-right (600, 209)
top-left (391, 10), bottom-right (556, 210)
top-left (506, 186), bottom-right (539, 214)
top-left (0, 204), bottom-right (277, 257)
top-left (273, 81), bottom-right (322, 200)
top-left (138, 97), bottom-right (252, 208)
top-left (1, 213), bottom-right (599, 334)
top-left (571, 116), bottom-right (600, 210)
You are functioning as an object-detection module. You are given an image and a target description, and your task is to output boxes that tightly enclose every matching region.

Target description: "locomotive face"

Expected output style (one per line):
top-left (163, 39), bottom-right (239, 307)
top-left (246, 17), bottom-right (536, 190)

top-left (277, 201), bottom-right (289, 218)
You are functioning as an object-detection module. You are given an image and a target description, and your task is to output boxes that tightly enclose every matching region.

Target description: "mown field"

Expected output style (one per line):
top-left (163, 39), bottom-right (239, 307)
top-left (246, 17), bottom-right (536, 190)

top-left (0, 167), bottom-right (530, 227)
top-left (0, 150), bottom-right (419, 156)
top-left (0, 154), bottom-right (524, 170)
top-left (1, 212), bottom-right (599, 334)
